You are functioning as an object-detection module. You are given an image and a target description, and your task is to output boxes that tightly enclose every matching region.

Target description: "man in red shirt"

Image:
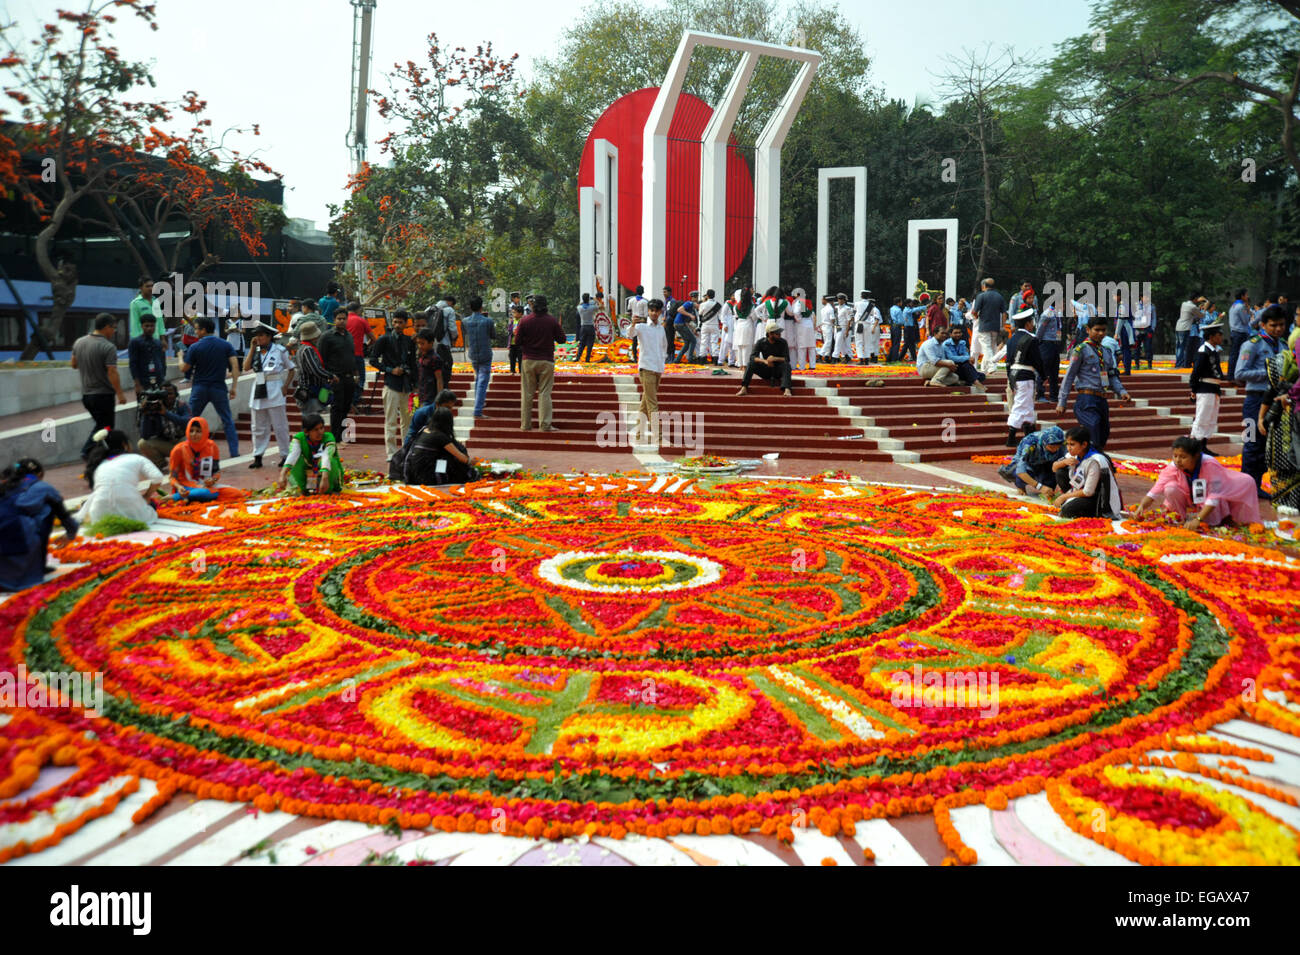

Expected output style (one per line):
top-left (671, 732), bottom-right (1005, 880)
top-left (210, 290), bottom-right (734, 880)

top-left (345, 306), bottom-right (373, 413)
top-left (515, 295), bottom-right (567, 431)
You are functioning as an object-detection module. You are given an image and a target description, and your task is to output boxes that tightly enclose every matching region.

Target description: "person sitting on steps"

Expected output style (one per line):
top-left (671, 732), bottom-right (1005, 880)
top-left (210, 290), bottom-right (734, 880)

top-left (735, 321), bottom-right (793, 397)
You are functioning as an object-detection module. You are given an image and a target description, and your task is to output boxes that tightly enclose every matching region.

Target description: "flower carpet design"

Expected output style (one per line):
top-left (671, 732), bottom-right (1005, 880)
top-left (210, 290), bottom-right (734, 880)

top-left (2, 476), bottom-right (1298, 865)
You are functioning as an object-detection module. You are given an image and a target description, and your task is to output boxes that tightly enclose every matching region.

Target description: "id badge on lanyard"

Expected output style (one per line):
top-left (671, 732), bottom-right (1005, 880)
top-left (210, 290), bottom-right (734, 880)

top-left (1070, 465), bottom-right (1087, 490)
top-left (1092, 345), bottom-right (1109, 389)
top-left (1191, 478), bottom-right (1207, 505)
top-left (199, 456), bottom-right (214, 481)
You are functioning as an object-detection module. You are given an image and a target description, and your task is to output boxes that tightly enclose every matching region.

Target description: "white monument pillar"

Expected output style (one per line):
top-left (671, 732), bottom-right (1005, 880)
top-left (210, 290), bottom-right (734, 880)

top-left (640, 31), bottom-right (820, 296)
top-left (905, 218), bottom-right (958, 300)
top-left (579, 139), bottom-right (618, 299)
top-left (815, 166), bottom-right (866, 301)
top-left (698, 52), bottom-right (755, 297)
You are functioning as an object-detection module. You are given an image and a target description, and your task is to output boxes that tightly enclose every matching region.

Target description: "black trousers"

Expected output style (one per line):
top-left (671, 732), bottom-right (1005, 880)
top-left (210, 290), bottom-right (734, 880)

top-left (742, 359), bottom-right (792, 390)
top-left (901, 326), bottom-right (919, 363)
top-left (887, 325), bottom-right (903, 362)
top-left (665, 323), bottom-right (677, 360)
top-left (437, 344), bottom-right (454, 393)
top-left (80, 393), bottom-right (118, 458)
top-left (329, 376), bottom-right (355, 444)
top-left (1037, 340), bottom-right (1061, 400)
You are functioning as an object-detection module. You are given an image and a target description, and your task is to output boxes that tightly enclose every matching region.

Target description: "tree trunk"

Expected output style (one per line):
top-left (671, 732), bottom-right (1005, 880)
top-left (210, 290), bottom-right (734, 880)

top-left (976, 105), bottom-right (992, 281)
top-left (20, 200), bottom-right (79, 360)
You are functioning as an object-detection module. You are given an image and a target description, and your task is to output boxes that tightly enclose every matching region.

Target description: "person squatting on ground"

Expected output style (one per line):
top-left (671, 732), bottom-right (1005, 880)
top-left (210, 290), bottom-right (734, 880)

top-left (999, 425), bottom-right (1069, 502)
top-left (81, 429), bottom-right (165, 527)
top-left (1053, 425), bottom-right (1123, 519)
top-left (1134, 435), bottom-right (1261, 529)
top-left (0, 458), bottom-right (78, 591)
top-left (275, 413), bottom-right (344, 496)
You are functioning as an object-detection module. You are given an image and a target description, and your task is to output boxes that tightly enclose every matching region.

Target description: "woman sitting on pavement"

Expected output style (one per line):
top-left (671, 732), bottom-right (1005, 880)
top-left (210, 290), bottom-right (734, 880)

top-left (1000, 425), bottom-right (1069, 500)
top-left (169, 417), bottom-right (244, 503)
top-left (1133, 435), bottom-right (1262, 529)
top-left (275, 413), bottom-right (344, 496)
top-left (1052, 425), bottom-right (1122, 519)
top-left (0, 458), bottom-right (78, 591)
top-left (82, 428), bottom-right (166, 526)
top-left (404, 407), bottom-right (477, 486)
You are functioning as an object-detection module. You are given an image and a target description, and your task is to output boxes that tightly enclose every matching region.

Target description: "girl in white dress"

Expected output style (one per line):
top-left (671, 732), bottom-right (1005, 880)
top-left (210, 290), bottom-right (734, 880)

top-left (81, 430), bottom-right (165, 526)
top-left (732, 289), bottom-right (757, 369)
top-left (717, 297), bottom-right (735, 365)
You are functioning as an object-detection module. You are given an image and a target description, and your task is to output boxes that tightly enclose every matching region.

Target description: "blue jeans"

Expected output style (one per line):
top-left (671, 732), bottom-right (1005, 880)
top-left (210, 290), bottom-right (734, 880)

top-left (675, 324), bottom-right (697, 362)
top-left (354, 356), bottom-right (367, 400)
top-left (472, 361), bottom-right (492, 417)
top-left (188, 382), bottom-right (239, 456)
top-left (1175, 330), bottom-right (1189, 368)
top-left (172, 487), bottom-right (218, 503)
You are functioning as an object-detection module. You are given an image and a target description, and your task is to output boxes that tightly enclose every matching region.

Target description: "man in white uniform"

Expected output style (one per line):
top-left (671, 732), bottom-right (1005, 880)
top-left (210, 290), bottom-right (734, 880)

top-left (854, 290), bottom-right (877, 365)
top-left (834, 293), bottom-right (854, 361)
top-left (818, 296), bottom-right (837, 362)
top-left (697, 289), bottom-right (722, 363)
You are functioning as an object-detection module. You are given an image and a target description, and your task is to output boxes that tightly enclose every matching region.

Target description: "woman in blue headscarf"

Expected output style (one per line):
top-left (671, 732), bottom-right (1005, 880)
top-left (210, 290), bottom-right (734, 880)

top-left (1000, 425), bottom-right (1068, 500)
top-left (0, 458), bottom-right (79, 591)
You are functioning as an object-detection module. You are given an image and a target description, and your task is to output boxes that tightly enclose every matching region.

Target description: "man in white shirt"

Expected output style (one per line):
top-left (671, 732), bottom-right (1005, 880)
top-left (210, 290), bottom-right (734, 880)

top-left (834, 294), bottom-right (854, 361)
top-left (625, 285), bottom-right (649, 362)
top-left (630, 298), bottom-right (668, 444)
top-left (855, 291), bottom-right (878, 364)
top-left (697, 289), bottom-right (722, 362)
top-left (818, 296), bottom-right (837, 362)
top-left (916, 325), bottom-right (959, 386)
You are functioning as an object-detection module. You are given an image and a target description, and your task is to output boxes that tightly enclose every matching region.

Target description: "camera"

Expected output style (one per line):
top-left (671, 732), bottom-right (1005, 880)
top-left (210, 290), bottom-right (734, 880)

top-left (139, 388), bottom-right (167, 415)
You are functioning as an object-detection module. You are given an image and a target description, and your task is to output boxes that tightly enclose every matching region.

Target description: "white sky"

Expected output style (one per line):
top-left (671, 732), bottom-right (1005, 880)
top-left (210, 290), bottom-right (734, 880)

top-left (6, 0), bottom-right (1093, 225)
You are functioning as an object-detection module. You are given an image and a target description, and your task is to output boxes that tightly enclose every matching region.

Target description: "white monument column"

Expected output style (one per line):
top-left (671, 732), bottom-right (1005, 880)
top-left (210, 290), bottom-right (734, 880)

top-left (905, 218), bottom-right (958, 300)
top-left (639, 31), bottom-right (820, 295)
top-left (815, 166), bottom-right (866, 301)
top-left (753, 59), bottom-right (817, 289)
top-left (579, 140), bottom-right (618, 299)
top-left (698, 53), bottom-right (755, 297)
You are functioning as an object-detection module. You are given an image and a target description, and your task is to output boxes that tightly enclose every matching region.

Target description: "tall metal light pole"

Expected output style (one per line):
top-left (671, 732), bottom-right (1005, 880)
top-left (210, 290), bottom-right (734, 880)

top-left (346, 0), bottom-right (377, 300)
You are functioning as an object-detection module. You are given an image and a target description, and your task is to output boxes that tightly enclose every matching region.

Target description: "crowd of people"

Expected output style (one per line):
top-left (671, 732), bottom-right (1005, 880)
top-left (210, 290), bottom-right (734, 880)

top-left (5, 274), bottom-right (1298, 592)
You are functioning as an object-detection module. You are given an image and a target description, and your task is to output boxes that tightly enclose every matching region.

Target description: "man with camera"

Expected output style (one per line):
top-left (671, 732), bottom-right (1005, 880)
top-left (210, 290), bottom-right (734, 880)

top-left (136, 382), bottom-right (193, 471)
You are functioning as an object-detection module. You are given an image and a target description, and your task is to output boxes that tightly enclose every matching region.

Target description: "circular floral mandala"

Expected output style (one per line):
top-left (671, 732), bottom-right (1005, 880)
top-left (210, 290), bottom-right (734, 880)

top-left (2, 480), bottom-right (1297, 854)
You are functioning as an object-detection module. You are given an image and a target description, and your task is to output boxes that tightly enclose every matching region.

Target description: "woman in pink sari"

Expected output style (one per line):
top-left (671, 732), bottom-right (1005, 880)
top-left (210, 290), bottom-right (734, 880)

top-left (1133, 436), bottom-right (1261, 529)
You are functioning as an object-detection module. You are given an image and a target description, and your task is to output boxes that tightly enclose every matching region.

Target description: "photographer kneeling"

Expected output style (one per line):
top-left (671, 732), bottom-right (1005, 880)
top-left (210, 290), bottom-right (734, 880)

top-left (136, 382), bottom-right (192, 471)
